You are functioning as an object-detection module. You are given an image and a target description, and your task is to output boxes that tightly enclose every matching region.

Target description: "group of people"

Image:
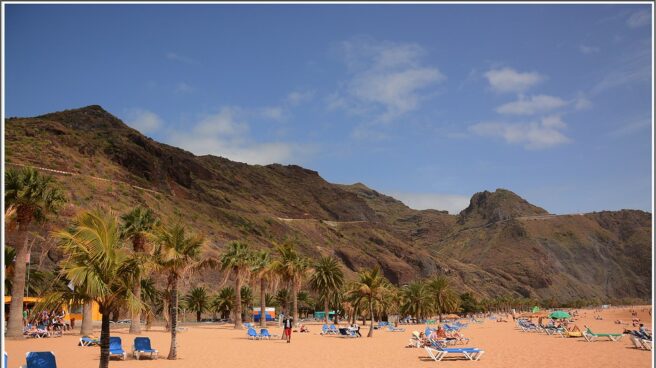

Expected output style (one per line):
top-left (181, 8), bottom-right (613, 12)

top-left (407, 325), bottom-right (466, 347)
top-left (23, 308), bottom-right (70, 335)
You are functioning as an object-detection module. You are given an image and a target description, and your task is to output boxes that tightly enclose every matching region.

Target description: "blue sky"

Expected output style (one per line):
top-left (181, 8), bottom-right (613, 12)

top-left (4, 4), bottom-right (653, 214)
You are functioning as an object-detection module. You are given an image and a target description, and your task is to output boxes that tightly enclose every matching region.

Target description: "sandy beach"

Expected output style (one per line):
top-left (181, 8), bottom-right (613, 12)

top-left (4, 306), bottom-right (652, 368)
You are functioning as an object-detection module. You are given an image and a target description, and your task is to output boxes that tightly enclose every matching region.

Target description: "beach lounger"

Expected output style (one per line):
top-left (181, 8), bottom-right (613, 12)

top-left (247, 327), bottom-right (262, 340)
top-left (640, 339), bottom-right (652, 351)
top-left (630, 335), bottom-right (644, 349)
top-left (132, 337), bottom-right (158, 360)
top-left (109, 337), bottom-right (127, 360)
top-left (321, 324), bottom-right (337, 335)
top-left (79, 336), bottom-right (99, 346)
top-left (259, 329), bottom-right (272, 340)
top-left (387, 325), bottom-right (405, 332)
top-left (425, 344), bottom-right (485, 361)
top-left (21, 351), bottom-right (57, 368)
top-left (329, 324), bottom-right (339, 334)
top-left (338, 328), bottom-right (357, 338)
top-left (583, 327), bottom-right (623, 342)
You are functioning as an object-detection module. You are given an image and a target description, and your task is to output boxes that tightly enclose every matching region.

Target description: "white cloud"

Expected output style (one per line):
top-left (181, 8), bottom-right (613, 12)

top-left (166, 52), bottom-right (198, 65)
top-left (125, 109), bottom-right (163, 134)
top-left (286, 90), bottom-right (315, 106)
top-left (175, 82), bottom-right (194, 94)
top-left (469, 115), bottom-right (570, 149)
top-left (260, 106), bottom-right (285, 121)
top-left (579, 45), bottom-right (600, 54)
top-left (333, 37), bottom-right (445, 122)
top-left (390, 192), bottom-right (470, 214)
top-left (591, 46), bottom-right (651, 95)
top-left (167, 106), bottom-right (312, 165)
top-left (496, 95), bottom-right (567, 115)
top-left (484, 67), bottom-right (545, 93)
top-left (574, 93), bottom-right (592, 110)
top-left (609, 117), bottom-right (651, 137)
top-left (627, 10), bottom-right (651, 28)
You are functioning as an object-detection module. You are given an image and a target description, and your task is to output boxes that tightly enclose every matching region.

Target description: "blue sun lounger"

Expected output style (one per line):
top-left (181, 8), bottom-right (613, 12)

top-left (247, 327), bottom-right (262, 340)
top-left (109, 337), bottom-right (127, 360)
top-left (132, 337), bottom-right (158, 360)
top-left (21, 351), bottom-right (57, 368)
top-left (260, 328), bottom-right (272, 339)
top-left (425, 343), bottom-right (485, 361)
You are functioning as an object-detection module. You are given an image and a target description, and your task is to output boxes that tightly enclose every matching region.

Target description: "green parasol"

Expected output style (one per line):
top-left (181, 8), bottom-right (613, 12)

top-left (549, 310), bottom-right (571, 319)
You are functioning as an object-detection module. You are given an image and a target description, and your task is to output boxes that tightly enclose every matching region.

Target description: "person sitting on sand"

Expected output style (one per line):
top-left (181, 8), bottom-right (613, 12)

top-left (298, 324), bottom-right (310, 333)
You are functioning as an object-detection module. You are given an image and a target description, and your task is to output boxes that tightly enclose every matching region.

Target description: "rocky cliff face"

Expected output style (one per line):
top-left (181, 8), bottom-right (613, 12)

top-left (5, 106), bottom-right (652, 302)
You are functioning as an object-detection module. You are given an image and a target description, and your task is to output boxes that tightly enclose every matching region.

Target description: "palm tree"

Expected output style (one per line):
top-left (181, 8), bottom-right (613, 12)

top-left (55, 209), bottom-right (140, 368)
top-left (4, 167), bottom-right (66, 338)
top-left (251, 250), bottom-right (277, 327)
top-left (153, 223), bottom-right (206, 360)
top-left (140, 277), bottom-right (162, 331)
top-left (219, 241), bottom-right (253, 329)
top-left (211, 287), bottom-right (235, 320)
top-left (427, 276), bottom-right (460, 321)
top-left (121, 206), bottom-right (158, 334)
top-left (308, 256), bottom-right (344, 323)
top-left (271, 242), bottom-right (309, 325)
top-left (240, 286), bottom-right (254, 322)
top-left (184, 287), bottom-right (209, 322)
top-left (274, 288), bottom-right (290, 313)
top-left (348, 266), bottom-right (390, 337)
top-left (400, 281), bottom-right (432, 321)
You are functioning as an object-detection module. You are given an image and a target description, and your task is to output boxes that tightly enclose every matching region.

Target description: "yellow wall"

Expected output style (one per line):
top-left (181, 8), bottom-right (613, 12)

top-left (67, 302), bottom-right (102, 322)
top-left (4, 296), bottom-right (103, 322)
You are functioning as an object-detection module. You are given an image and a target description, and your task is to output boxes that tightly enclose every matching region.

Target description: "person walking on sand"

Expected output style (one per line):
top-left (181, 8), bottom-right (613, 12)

top-left (283, 315), bottom-right (293, 343)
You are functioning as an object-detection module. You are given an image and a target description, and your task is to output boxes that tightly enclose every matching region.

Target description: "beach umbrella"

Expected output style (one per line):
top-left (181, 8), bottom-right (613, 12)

top-left (532, 306), bottom-right (540, 313)
top-left (549, 311), bottom-right (571, 319)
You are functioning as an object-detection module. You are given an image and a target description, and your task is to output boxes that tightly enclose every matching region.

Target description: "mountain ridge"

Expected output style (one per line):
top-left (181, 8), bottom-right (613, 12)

top-left (5, 105), bottom-right (652, 302)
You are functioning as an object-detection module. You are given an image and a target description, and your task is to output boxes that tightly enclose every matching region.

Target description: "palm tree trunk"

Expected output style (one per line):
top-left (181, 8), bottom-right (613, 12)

top-left (167, 274), bottom-right (178, 360)
top-left (292, 281), bottom-right (299, 327)
top-left (6, 233), bottom-right (29, 339)
top-left (260, 278), bottom-right (267, 328)
top-left (99, 309), bottom-right (110, 368)
top-left (234, 270), bottom-right (243, 329)
top-left (129, 279), bottom-right (142, 334)
top-left (367, 299), bottom-right (374, 337)
top-left (324, 298), bottom-right (330, 324)
top-left (196, 310), bottom-right (201, 322)
top-left (81, 301), bottom-right (94, 335)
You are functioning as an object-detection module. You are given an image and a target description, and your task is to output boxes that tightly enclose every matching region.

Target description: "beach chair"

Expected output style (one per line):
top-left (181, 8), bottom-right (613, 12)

top-left (79, 336), bottom-right (99, 346)
top-left (321, 324), bottom-right (335, 335)
top-left (247, 327), bottom-right (261, 340)
top-left (640, 339), bottom-right (652, 351)
top-left (259, 328), bottom-right (272, 340)
top-left (21, 351), bottom-right (57, 368)
top-left (109, 337), bottom-right (127, 360)
top-left (425, 344), bottom-right (485, 361)
top-left (329, 324), bottom-right (339, 334)
top-left (132, 337), bottom-right (158, 360)
top-left (387, 325), bottom-right (405, 332)
top-left (629, 335), bottom-right (644, 349)
top-left (583, 327), bottom-right (623, 342)
top-left (560, 329), bottom-right (583, 338)
top-left (338, 328), bottom-right (357, 338)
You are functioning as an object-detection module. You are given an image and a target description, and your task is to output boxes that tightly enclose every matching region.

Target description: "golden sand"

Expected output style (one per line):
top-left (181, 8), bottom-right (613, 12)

top-left (4, 306), bottom-right (652, 368)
